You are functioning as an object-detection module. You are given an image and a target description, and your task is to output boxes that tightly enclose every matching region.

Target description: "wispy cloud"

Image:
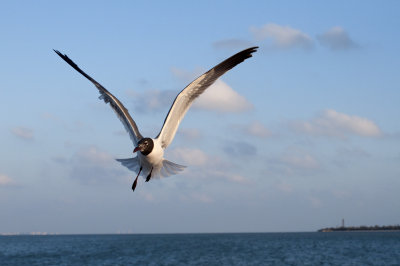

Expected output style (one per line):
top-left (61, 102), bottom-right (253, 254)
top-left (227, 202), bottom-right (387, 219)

top-left (336, 146), bottom-right (371, 158)
top-left (58, 146), bottom-right (126, 185)
top-left (204, 170), bottom-right (248, 184)
top-left (0, 174), bottom-right (15, 187)
top-left (308, 196), bottom-right (323, 208)
top-left (250, 23), bottom-right (314, 50)
top-left (266, 148), bottom-right (320, 177)
top-left (11, 126), bottom-right (34, 140)
top-left (276, 181), bottom-right (294, 193)
top-left (333, 146), bottom-right (371, 168)
top-left (41, 112), bottom-right (59, 121)
top-left (137, 191), bottom-right (156, 202)
top-left (168, 147), bottom-right (248, 184)
top-left (177, 191), bottom-right (215, 204)
top-left (247, 23), bottom-right (358, 53)
top-left (233, 121), bottom-right (272, 138)
top-left (190, 193), bottom-right (214, 203)
top-left (280, 153), bottom-right (319, 170)
top-left (42, 112), bottom-right (92, 133)
top-left (290, 109), bottom-right (382, 138)
top-left (126, 89), bottom-right (177, 114)
top-left (169, 148), bottom-right (210, 166)
top-left (317, 26), bottom-right (359, 51)
top-left (178, 128), bottom-right (203, 141)
top-left (246, 121), bottom-right (272, 138)
top-left (222, 140), bottom-right (257, 157)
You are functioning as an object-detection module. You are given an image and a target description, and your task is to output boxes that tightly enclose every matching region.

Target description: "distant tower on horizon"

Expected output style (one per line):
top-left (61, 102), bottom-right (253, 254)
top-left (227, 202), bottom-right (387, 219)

top-left (342, 218), bottom-right (345, 228)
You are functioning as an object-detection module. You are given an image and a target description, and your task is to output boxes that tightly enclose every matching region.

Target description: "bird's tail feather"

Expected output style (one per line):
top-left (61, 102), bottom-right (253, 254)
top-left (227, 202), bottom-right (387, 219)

top-left (116, 158), bottom-right (186, 179)
top-left (158, 159), bottom-right (186, 178)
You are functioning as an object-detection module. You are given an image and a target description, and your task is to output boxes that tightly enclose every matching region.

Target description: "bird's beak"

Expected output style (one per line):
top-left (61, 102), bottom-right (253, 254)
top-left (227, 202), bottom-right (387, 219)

top-left (133, 146), bottom-right (140, 153)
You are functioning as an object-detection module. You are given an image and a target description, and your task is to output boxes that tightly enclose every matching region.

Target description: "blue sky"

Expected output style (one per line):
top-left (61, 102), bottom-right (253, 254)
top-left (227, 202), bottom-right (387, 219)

top-left (1, 1), bottom-right (399, 234)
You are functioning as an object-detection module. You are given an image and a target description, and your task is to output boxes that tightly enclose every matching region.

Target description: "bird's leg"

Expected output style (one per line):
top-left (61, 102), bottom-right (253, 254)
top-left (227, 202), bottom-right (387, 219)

top-left (145, 167), bottom-right (153, 182)
top-left (132, 167), bottom-right (142, 192)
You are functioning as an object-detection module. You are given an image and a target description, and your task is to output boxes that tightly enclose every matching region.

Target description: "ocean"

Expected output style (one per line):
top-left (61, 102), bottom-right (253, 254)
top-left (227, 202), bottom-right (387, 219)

top-left (1, 232), bottom-right (400, 265)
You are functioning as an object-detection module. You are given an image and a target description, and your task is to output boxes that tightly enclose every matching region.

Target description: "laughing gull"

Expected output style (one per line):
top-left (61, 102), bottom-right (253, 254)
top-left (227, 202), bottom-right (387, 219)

top-left (54, 47), bottom-right (258, 191)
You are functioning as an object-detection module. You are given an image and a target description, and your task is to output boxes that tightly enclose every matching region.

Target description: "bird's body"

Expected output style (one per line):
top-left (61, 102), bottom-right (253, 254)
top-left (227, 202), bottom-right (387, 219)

top-left (54, 47), bottom-right (258, 191)
top-left (134, 138), bottom-right (167, 177)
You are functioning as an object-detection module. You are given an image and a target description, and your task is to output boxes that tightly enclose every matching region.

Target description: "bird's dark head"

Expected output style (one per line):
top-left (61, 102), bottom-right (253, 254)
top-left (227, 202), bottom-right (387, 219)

top-left (133, 138), bottom-right (154, 156)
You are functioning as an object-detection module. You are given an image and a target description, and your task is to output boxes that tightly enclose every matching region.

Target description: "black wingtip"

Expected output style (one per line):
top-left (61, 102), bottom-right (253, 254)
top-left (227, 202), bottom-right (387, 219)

top-left (245, 46), bottom-right (259, 59)
top-left (53, 49), bottom-right (72, 63)
top-left (53, 49), bottom-right (95, 83)
top-left (248, 46), bottom-right (259, 52)
top-left (251, 46), bottom-right (259, 53)
top-left (213, 46), bottom-right (259, 74)
top-left (53, 49), bottom-right (63, 57)
top-left (242, 46), bottom-right (259, 57)
top-left (53, 49), bottom-right (70, 63)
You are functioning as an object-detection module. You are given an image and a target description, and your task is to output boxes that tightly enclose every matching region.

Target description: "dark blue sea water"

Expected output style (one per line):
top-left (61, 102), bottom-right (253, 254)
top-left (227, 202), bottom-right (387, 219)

top-left (1, 232), bottom-right (400, 265)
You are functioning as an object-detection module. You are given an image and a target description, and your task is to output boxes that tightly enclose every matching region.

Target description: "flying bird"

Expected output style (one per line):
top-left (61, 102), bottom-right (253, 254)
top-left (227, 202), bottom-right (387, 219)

top-left (54, 47), bottom-right (258, 191)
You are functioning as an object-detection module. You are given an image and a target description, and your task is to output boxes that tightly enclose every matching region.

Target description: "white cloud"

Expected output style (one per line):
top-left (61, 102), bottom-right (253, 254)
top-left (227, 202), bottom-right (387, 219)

top-left (11, 126), bottom-right (34, 140)
top-left (127, 79), bottom-right (252, 114)
top-left (0, 174), bottom-right (14, 187)
top-left (250, 23), bottom-right (314, 50)
top-left (194, 79), bottom-right (253, 112)
top-left (317, 26), bottom-right (358, 51)
top-left (172, 68), bottom-right (253, 113)
top-left (291, 109), bottom-right (382, 138)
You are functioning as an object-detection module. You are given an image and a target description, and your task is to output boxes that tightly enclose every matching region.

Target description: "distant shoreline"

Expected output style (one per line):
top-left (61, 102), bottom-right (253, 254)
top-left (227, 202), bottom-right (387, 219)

top-left (318, 225), bottom-right (400, 232)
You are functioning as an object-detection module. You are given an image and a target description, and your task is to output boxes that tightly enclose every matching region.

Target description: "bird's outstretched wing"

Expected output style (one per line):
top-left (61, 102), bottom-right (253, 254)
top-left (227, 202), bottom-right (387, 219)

top-left (156, 46), bottom-right (258, 149)
top-left (54, 50), bottom-right (143, 146)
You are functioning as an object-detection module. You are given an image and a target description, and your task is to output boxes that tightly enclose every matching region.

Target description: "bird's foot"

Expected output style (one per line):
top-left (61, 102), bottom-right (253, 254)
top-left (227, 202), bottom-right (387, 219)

top-left (145, 167), bottom-right (153, 182)
top-left (132, 167), bottom-right (142, 192)
top-left (132, 176), bottom-right (139, 191)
